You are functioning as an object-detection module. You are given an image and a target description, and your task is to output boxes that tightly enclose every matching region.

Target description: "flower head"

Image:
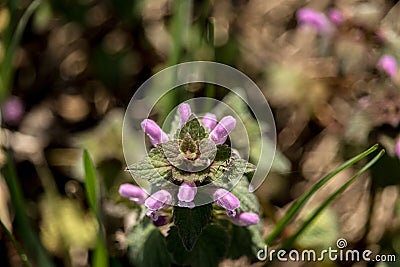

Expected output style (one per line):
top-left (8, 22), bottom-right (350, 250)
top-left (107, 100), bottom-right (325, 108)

top-left (141, 119), bottom-right (169, 146)
top-left (119, 183), bottom-right (147, 204)
top-left (230, 212), bottom-right (259, 226)
top-left (178, 103), bottom-right (192, 127)
top-left (213, 188), bottom-right (240, 217)
top-left (296, 8), bottom-right (332, 34)
top-left (210, 116), bottom-right (236, 145)
top-left (378, 55), bottom-right (398, 79)
top-left (202, 113), bottom-right (217, 131)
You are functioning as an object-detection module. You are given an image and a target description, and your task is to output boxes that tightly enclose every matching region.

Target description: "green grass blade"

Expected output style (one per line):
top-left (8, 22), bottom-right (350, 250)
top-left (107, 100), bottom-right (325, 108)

top-left (282, 149), bottom-right (385, 248)
top-left (0, 0), bottom-right (41, 103)
top-left (82, 149), bottom-right (108, 267)
top-left (83, 149), bottom-right (98, 213)
top-left (3, 151), bottom-right (54, 267)
top-left (265, 144), bottom-right (379, 244)
top-left (0, 219), bottom-right (31, 267)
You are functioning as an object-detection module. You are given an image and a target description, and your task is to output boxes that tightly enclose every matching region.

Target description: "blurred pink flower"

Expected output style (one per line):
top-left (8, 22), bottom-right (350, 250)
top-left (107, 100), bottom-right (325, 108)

top-left (328, 9), bottom-right (343, 25)
top-left (377, 55), bottom-right (398, 79)
top-left (296, 8), bottom-right (333, 34)
top-left (1, 96), bottom-right (24, 126)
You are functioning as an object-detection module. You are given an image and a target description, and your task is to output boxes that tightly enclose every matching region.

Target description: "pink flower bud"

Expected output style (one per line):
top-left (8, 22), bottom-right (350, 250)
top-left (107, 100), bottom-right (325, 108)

top-left (178, 103), bottom-right (192, 127)
top-left (119, 183), bottom-right (147, 204)
top-left (141, 119), bottom-right (169, 146)
top-left (177, 182), bottom-right (197, 203)
top-left (202, 113), bottom-right (217, 131)
top-left (213, 188), bottom-right (240, 217)
top-left (296, 8), bottom-right (332, 34)
top-left (378, 55), bottom-right (398, 79)
top-left (210, 116), bottom-right (236, 145)
top-left (395, 139), bottom-right (400, 160)
top-left (144, 189), bottom-right (172, 211)
top-left (230, 212), bottom-right (259, 226)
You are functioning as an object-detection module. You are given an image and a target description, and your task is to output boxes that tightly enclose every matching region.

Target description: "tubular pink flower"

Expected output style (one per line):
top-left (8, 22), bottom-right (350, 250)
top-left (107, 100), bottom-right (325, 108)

top-left (327, 9), bottom-right (343, 25)
top-left (118, 183), bottom-right (147, 204)
top-left (202, 113), bottom-right (217, 131)
top-left (210, 116), bottom-right (236, 145)
top-left (213, 188), bottom-right (240, 217)
top-left (177, 182), bottom-right (197, 203)
top-left (395, 139), bottom-right (400, 160)
top-left (178, 103), bottom-right (192, 127)
top-left (141, 119), bottom-right (169, 145)
top-left (144, 189), bottom-right (172, 211)
top-left (296, 8), bottom-right (332, 33)
top-left (378, 55), bottom-right (398, 79)
top-left (230, 212), bottom-right (259, 226)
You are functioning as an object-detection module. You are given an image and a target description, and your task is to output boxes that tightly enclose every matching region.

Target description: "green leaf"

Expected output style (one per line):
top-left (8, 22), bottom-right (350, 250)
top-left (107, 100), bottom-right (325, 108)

top-left (214, 145), bottom-right (231, 161)
top-left (83, 149), bottom-right (98, 213)
top-left (3, 151), bottom-right (54, 267)
top-left (167, 224), bottom-right (230, 267)
top-left (83, 150), bottom-right (108, 267)
top-left (227, 224), bottom-right (264, 259)
top-left (173, 204), bottom-right (213, 251)
top-left (231, 176), bottom-right (260, 213)
top-left (127, 219), bottom-right (171, 267)
top-left (126, 148), bottom-right (172, 186)
top-left (178, 117), bottom-right (207, 141)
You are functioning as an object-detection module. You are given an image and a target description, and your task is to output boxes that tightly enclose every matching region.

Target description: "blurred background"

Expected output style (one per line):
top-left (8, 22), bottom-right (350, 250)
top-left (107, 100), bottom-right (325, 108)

top-left (1, 0), bottom-right (400, 266)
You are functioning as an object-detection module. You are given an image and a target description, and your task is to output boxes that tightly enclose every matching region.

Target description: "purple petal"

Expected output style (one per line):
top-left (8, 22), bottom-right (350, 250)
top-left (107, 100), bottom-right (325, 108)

top-left (395, 139), bottom-right (400, 160)
top-left (327, 9), bottom-right (343, 25)
top-left (296, 8), bottom-right (332, 33)
top-left (119, 183), bottom-right (147, 204)
top-left (1, 96), bottom-right (24, 126)
top-left (213, 188), bottom-right (240, 217)
top-left (177, 182), bottom-right (197, 202)
top-left (141, 119), bottom-right (169, 145)
top-left (144, 189), bottom-right (172, 211)
top-left (230, 212), bottom-right (259, 226)
top-left (210, 116), bottom-right (236, 145)
top-left (202, 113), bottom-right (217, 131)
top-left (178, 103), bottom-right (192, 127)
top-left (178, 201), bottom-right (195, 209)
top-left (378, 55), bottom-right (398, 79)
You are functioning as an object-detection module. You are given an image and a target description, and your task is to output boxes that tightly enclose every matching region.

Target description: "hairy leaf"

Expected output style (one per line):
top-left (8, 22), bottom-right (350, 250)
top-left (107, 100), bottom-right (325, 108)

top-left (126, 148), bottom-right (172, 186)
top-left (172, 204), bottom-right (213, 251)
top-left (127, 219), bottom-right (171, 267)
top-left (167, 224), bottom-right (230, 267)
